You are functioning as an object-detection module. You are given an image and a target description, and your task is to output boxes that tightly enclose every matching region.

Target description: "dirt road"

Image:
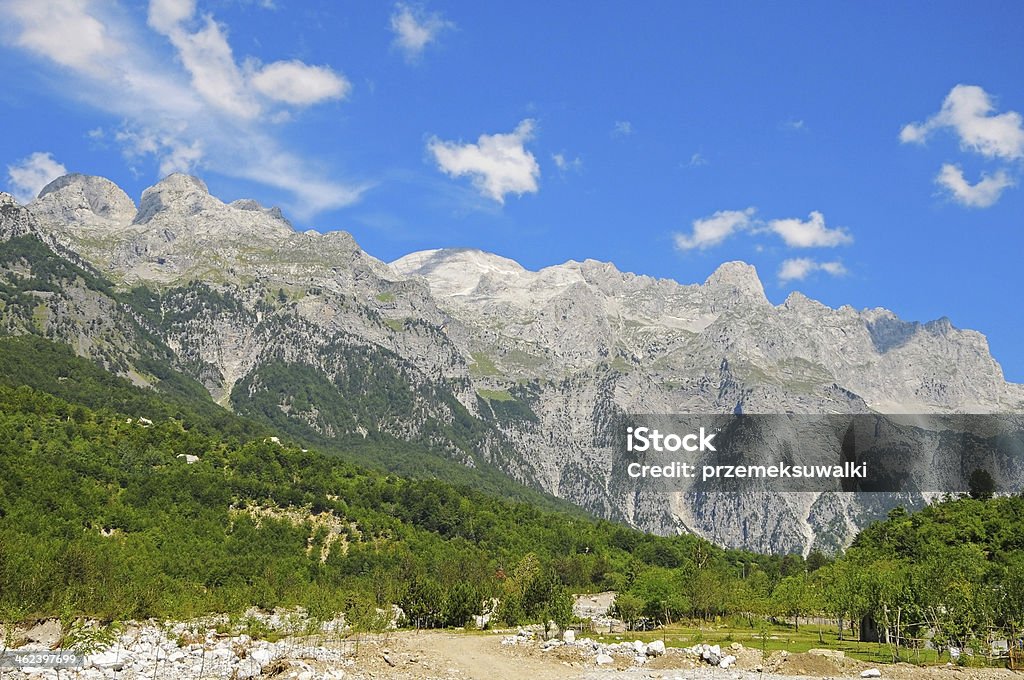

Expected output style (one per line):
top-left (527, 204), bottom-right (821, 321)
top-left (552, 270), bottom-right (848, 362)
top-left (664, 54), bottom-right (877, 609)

top-left (327, 631), bottom-right (1023, 680)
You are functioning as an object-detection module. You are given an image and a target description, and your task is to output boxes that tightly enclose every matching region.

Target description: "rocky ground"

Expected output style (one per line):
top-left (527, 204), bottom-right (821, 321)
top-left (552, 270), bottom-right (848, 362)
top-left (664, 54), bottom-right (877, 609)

top-left (2, 617), bottom-right (1020, 680)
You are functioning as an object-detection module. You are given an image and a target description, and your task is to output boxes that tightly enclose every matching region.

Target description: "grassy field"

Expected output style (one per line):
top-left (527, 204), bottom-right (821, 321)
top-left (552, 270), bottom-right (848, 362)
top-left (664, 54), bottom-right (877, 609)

top-left (587, 620), bottom-right (953, 665)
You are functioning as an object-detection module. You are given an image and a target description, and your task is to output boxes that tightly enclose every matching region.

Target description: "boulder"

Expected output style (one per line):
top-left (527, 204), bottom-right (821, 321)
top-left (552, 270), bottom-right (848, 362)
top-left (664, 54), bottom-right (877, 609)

top-left (250, 648), bottom-right (273, 665)
top-left (562, 629), bottom-right (576, 644)
top-left (719, 654), bottom-right (737, 668)
top-left (861, 669), bottom-right (882, 678)
top-left (234, 659), bottom-right (263, 679)
top-left (647, 640), bottom-right (666, 657)
top-left (808, 648), bottom-right (845, 660)
top-left (595, 653), bottom-right (614, 665)
top-left (85, 650), bottom-right (124, 671)
top-left (23, 620), bottom-right (62, 647)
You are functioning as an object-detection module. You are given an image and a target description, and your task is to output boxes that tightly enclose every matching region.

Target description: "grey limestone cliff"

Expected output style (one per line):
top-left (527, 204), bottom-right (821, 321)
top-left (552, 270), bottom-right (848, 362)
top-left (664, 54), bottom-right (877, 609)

top-left (14, 173), bottom-right (1024, 553)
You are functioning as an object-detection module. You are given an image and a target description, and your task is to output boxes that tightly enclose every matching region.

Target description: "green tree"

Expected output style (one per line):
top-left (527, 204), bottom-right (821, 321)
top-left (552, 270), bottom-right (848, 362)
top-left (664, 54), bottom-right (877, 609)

top-left (968, 469), bottom-right (995, 500)
top-left (612, 592), bottom-right (643, 631)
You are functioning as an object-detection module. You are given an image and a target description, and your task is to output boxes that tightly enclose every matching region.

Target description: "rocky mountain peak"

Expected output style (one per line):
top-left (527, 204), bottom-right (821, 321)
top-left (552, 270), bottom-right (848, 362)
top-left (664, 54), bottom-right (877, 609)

top-left (129, 173), bottom-right (293, 244)
top-left (704, 261), bottom-right (766, 300)
top-left (150, 173), bottom-right (210, 195)
top-left (32, 173), bottom-right (137, 226)
top-left (0, 192), bottom-right (18, 208)
top-left (391, 248), bottom-right (528, 296)
top-left (229, 199), bottom-right (293, 229)
top-left (782, 290), bottom-right (829, 313)
top-left (135, 174), bottom-right (216, 224)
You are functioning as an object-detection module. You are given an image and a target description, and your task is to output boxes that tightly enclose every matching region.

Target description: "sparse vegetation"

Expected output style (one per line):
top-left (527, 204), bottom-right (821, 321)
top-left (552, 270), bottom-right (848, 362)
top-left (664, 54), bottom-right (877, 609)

top-left (468, 352), bottom-right (501, 377)
top-left (477, 389), bottom-right (514, 402)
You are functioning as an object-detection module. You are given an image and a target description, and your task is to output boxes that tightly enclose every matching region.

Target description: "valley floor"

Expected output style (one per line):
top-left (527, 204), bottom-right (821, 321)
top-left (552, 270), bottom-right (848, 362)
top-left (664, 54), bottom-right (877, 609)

top-left (3, 627), bottom-right (1021, 680)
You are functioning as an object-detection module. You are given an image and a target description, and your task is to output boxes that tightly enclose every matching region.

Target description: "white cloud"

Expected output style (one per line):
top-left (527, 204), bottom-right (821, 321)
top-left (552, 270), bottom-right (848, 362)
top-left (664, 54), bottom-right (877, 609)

top-left (0, 0), bottom-right (363, 218)
top-left (147, 0), bottom-right (195, 33)
top-left (901, 85), bottom-right (1024, 160)
top-left (152, 11), bottom-right (260, 120)
top-left (552, 152), bottom-right (582, 173)
top-left (428, 120), bottom-right (540, 203)
top-left (935, 164), bottom-right (1014, 208)
top-left (612, 120), bottom-right (634, 137)
top-left (674, 208), bottom-right (755, 251)
top-left (818, 261), bottom-right (848, 276)
top-left (251, 60), bottom-right (351, 106)
top-left (778, 258), bottom-right (847, 283)
top-left (769, 211), bottom-right (852, 248)
top-left (675, 208), bottom-right (854, 253)
top-left (902, 85), bottom-right (1023, 207)
top-left (390, 3), bottom-right (453, 61)
top-left (6, 152), bottom-right (67, 203)
top-left (4, 0), bottom-right (121, 75)
top-left (778, 258), bottom-right (814, 282)
top-left (116, 127), bottom-right (204, 176)
top-left (688, 152), bottom-right (707, 167)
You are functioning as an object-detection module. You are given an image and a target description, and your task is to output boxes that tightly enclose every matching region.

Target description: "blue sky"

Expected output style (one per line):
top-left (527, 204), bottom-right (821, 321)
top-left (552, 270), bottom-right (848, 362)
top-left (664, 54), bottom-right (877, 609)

top-left (2, 1), bottom-right (1023, 380)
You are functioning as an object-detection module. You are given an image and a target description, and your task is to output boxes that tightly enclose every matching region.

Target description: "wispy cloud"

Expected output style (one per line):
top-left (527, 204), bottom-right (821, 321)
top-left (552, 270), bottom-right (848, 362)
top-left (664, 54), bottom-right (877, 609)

top-left (935, 164), bottom-right (1014, 208)
top-left (5, 0), bottom-right (120, 76)
top-left (778, 258), bottom-right (847, 283)
top-left (0, 0), bottom-right (362, 219)
top-left (389, 3), bottom-right (453, 62)
top-left (427, 120), bottom-right (540, 204)
top-left (612, 120), bottom-right (634, 137)
top-left (902, 84), bottom-right (1022, 208)
top-left (6, 151), bottom-right (66, 203)
top-left (552, 152), bottom-right (582, 174)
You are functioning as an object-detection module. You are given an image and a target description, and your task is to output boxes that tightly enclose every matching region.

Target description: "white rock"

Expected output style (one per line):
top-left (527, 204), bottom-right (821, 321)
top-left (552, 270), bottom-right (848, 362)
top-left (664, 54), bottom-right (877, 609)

top-left (595, 653), bottom-right (614, 665)
top-left (235, 659), bottom-right (263, 679)
top-left (647, 640), bottom-right (666, 657)
top-left (563, 629), bottom-right (576, 644)
top-left (861, 669), bottom-right (882, 678)
top-left (250, 648), bottom-right (274, 665)
top-left (86, 651), bottom-right (124, 670)
top-left (720, 654), bottom-right (737, 668)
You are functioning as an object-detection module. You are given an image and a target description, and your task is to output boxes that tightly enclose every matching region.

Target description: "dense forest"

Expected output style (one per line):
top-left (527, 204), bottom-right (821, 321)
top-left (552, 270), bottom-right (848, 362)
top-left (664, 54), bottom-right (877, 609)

top-left (0, 334), bottom-right (1022, 659)
top-left (0, 336), bottom-right (782, 628)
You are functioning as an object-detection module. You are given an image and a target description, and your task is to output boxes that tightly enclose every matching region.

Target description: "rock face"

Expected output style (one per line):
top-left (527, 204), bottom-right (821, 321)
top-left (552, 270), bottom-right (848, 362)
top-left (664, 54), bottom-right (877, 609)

top-left (36, 173), bottom-right (138, 226)
top-left (13, 173), bottom-right (1024, 554)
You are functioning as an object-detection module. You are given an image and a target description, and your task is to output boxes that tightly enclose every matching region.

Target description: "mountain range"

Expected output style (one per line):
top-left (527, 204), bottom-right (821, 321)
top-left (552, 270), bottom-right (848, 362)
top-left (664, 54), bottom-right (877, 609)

top-left (3, 172), bottom-right (1021, 554)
